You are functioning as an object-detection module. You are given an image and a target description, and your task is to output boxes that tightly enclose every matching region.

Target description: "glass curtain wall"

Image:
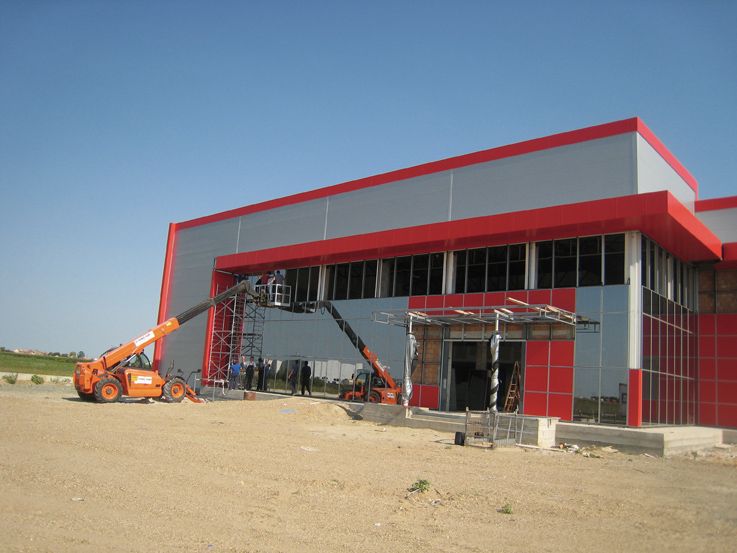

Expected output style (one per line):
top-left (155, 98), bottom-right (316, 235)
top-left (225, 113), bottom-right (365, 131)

top-left (640, 236), bottom-right (696, 425)
top-left (536, 234), bottom-right (625, 289)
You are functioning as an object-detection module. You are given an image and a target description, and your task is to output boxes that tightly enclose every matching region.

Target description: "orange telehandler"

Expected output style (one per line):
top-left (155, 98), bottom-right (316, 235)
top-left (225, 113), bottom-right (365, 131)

top-left (74, 280), bottom-right (261, 403)
top-left (315, 302), bottom-right (402, 404)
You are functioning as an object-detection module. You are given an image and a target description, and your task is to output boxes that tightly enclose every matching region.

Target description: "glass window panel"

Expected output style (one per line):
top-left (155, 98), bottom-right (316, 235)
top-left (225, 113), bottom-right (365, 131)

top-left (429, 253), bottom-right (444, 295)
top-left (508, 244), bottom-right (526, 291)
top-left (673, 259), bottom-right (680, 304)
top-left (333, 263), bottom-right (349, 300)
top-left (554, 239), bottom-right (577, 288)
top-left (537, 241), bottom-right (553, 289)
top-left (348, 262), bottom-right (363, 300)
top-left (604, 234), bottom-right (625, 285)
top-left (487, 245), bottom-right (507, 291)
top-left (411, 254), bottom-right (429, 296)
top-left (308, 266), bottom-right (319, 302)
top-left (296, 267), bottom-right (310, 302)
top-left (285, 269), bottom-right (298, 297)
top-left (649, 241), bottom-right (656, 291)
top-left (551, 324), bottom-right (575, 340)
top-left (504, 324), bottom-right (524, 339)
top-left (363, 260), bottom-right (377, 299)
top-left (658, 247), bottom-right (666, 294)
top-left (379, 259), bottom-right (394, 297)
top-left (454, 251), bottom-right (467, 293)
top-left (641, 236), bottom-right (648, 289)
top-left (578, 236), bottom-right (602, 287)
top-left (528, 324), bottom-right (551, 340)
top-left (466, 248), bottom-right (487, 293)
top-left (394, 256), bottom-right (412, 297)
top-left (324, 265), bottom-right (334, 300)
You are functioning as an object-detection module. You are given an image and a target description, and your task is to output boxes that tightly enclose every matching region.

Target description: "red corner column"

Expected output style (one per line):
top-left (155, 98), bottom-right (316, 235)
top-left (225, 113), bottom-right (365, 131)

top-left (627, 369), bottom-right (643, 427)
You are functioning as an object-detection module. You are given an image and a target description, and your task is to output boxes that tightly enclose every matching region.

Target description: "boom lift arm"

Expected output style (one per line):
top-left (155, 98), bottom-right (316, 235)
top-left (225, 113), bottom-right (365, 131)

top-left (315, 301), bottom-right (400, 392)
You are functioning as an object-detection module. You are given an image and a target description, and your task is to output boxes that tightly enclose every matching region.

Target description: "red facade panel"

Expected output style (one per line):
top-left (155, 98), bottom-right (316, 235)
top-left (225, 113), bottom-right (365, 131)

top-left (718, 358), bottom-right (737, 381)
top-left (699, 402), bottom-right (717, 426)
top-left (715, 313), bottom-right (737, 335)
top-left (699, 335), bottom-right (716, 357)
top-left (409, 384), bottom-right (440, 410)
top-left (698, 313), bottom-right (737, 429)
top-left (699, 380), bottom-right (717, 403)
top-left (526, 341), bottom-right (550, 367)
top-left (408, 296), bottom-right (425, 309)
top-left (717, 404), bottom-right (737, 428)
top-left (700, 357), bottom-right (716, 380)
top-left (550, 341), bottom-right (575, 367)
top-left (548, 393), bottom-right (573, 421)
top-left (628, 369), bottom-right (643, 427)
top-left (549, 367), bottom-right (574, 394)
top-left (718, 381), bottom-right (737, 403)
top-left (523, 391), bottom-right (547, 417)
top-left (527, 289), bottom-right (552, 306)
top-left (484, 292), bottom-right (506, 307)
top-left (717, 337), bottom-right (737, 358)
top-left (551, 288), bottom-right (576, 311)
top-left (525, 365), bottom-right (548, 393)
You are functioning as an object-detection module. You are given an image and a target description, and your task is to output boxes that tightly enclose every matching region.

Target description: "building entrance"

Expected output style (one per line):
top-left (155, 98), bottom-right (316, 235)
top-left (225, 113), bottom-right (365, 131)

top-left (448, 341), bottom-right (524, 412)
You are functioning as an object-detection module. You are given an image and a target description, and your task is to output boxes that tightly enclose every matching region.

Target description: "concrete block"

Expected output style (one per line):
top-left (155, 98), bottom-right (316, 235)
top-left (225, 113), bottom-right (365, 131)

top-left (722, 429), bottom-right (737, 444)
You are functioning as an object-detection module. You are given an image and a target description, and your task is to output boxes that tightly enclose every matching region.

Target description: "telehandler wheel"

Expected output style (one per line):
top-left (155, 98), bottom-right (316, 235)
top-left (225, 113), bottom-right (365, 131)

top-left (163, 378), bottom-right (187, 403)
top-left (76, 390), bottom-right (95, 402)
top-left (368, 391), bottom-right (382, 403)
top-left (94, 377), bottom-right (123, 403)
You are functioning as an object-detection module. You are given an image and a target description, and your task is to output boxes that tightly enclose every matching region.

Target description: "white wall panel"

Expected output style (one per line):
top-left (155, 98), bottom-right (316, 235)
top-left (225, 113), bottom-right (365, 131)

top-left (696, 208), bottom-right (737, 242)
top-left (636, 135), bottom-right (696, 210)
top-left (451, 134), bottom-right (635, 220)
top-left (325, 172), bottom-right (450, 238)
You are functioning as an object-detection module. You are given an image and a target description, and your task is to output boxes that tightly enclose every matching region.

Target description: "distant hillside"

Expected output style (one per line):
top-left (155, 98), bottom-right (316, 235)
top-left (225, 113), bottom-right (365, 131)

top-left (0, 351), bottom-right (78, 376)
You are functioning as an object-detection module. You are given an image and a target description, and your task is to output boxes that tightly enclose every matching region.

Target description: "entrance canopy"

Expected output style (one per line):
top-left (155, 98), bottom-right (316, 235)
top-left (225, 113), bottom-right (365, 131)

top-left (373, 298), bottom-right (598, 331)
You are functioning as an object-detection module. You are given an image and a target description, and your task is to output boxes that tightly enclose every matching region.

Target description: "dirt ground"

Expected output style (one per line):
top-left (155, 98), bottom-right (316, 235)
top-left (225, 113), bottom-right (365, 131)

top-left (1, 382), bottom-right (736, 553)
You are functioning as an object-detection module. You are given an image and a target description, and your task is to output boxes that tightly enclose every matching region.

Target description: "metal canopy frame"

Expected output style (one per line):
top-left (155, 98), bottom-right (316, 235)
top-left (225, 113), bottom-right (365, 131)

top-left (373, 298), bottom-right (599, 331)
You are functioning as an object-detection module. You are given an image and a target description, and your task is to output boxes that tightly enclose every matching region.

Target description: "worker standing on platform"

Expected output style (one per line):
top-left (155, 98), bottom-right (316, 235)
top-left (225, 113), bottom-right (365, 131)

top-left (300, 360), bottom-right (312, 396)
top-left (255, 358), bottom-right (263, 391)
top-left (229, 359), bottom-right (241, 391)
top-left (244, 356), bottom-right (255, 390)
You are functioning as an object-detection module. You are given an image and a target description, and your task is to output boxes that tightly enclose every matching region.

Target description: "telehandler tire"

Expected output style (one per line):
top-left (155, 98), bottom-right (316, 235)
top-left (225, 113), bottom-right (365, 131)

top-left (163, 377), bottom-right (187, 403)
top-left (368, 391), bottom-right (382, 403)
top-left (94, 377), bottom-right (123, 403)
top-left (77, 390), bottom-right (95, 402)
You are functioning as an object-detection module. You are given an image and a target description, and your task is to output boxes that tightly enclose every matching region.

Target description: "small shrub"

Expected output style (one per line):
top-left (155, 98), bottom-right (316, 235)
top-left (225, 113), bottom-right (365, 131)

top-left (31, 374), bottom-right (44, 385)
top-left (408, 479), bottom-right (431, 493)
top-left (499, 503), bottom-right (513, 515)
top-left (2, 373), bottom-right (18, 384)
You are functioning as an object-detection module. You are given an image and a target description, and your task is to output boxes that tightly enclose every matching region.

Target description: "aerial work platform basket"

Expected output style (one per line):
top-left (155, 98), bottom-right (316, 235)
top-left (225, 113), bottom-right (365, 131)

top-left (455, 409), bottom-right (525, 448)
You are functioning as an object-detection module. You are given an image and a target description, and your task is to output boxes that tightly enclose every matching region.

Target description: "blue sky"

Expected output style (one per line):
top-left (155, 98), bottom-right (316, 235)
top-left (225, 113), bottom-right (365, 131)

top-left (1, 1), bottom-right (735, 357)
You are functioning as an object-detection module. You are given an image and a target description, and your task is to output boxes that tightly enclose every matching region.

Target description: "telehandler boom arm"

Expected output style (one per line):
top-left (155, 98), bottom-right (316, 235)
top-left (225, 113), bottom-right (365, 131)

top-left (87, 280), bottom-right (256, 374)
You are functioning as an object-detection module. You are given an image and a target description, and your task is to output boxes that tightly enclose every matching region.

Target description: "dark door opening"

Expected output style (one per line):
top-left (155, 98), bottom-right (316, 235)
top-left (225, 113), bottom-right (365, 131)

top-left (448, 341), bottom-right (524, 412)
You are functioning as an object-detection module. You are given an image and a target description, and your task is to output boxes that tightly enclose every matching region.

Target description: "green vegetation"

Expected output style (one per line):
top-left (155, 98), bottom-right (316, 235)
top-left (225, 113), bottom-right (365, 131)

top-left (408, 479), bottom-right (431, 493)
top-left (0, 351), bottom-right (76, 377)
top-left (30, 374), bottom-right (45, 385)
top-left (499, 503), bottom-right (513, 515)
top-left (2, 373), bottom-right (18, 384)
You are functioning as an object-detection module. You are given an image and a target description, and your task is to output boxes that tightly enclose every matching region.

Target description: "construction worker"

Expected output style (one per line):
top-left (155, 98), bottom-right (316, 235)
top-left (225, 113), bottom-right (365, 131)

top-left (300, 360), bottom-right (312, 396)
top-left (244, 356), bottom-right (255, 390)
top-left (229, 359), bottom-right (241, 391)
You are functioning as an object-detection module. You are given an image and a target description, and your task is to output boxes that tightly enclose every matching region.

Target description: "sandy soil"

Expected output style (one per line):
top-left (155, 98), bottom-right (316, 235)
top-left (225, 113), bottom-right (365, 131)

top-left (1, 382), bottom-right (736, 553)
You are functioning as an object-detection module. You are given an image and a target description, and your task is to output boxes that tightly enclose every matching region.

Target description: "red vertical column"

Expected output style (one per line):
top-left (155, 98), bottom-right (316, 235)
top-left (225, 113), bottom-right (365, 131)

top-left (627, 369), bottom-right (643, 427)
